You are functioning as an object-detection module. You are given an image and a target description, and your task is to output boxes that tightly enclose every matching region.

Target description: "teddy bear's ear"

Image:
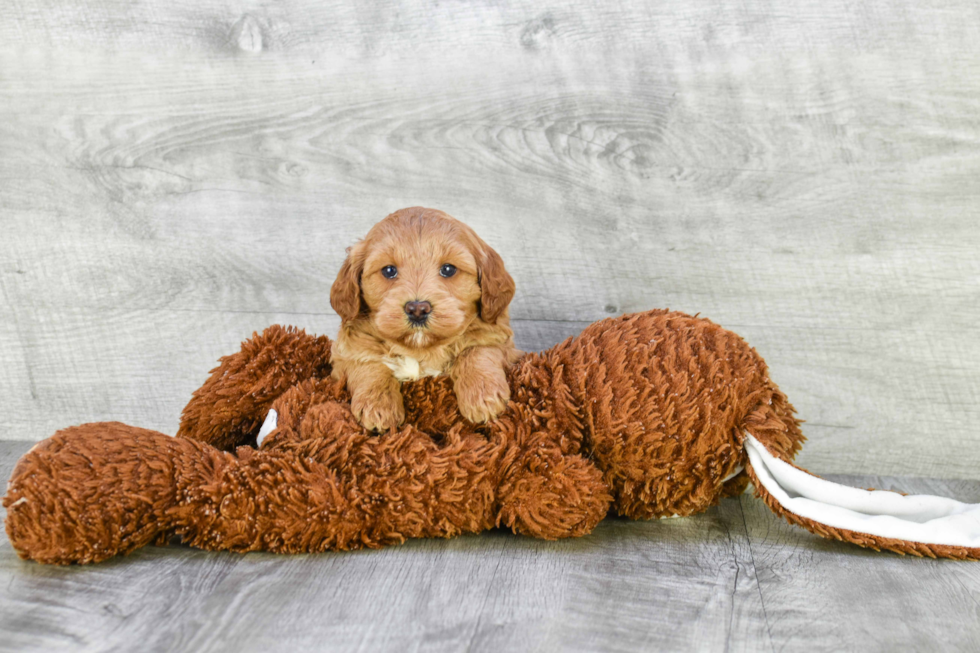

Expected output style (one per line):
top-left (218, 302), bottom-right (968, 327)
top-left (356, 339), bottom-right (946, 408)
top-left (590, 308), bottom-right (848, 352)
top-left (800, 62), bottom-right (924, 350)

top-left (330, 241), bottom-right (366, 321)
top-left (476, 239), bottom-right (516, 324)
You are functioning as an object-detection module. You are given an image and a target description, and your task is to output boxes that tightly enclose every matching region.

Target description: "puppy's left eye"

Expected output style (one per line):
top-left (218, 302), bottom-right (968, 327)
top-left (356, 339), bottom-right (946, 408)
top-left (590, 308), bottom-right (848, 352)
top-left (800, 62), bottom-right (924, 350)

top-left (381, 265), bottom-right (398, 279)
top-left (439, 264), bottom-right (457, 278)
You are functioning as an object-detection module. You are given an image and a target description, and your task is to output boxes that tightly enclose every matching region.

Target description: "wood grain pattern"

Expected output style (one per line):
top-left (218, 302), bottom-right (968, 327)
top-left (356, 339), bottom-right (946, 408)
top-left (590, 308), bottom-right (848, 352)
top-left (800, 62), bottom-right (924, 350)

top-left (1, 0), bottom-right (978, 481)
top-left (742, 474), bottom-right (980, 652)
top-left (4, 441), bottom-right (980, 652)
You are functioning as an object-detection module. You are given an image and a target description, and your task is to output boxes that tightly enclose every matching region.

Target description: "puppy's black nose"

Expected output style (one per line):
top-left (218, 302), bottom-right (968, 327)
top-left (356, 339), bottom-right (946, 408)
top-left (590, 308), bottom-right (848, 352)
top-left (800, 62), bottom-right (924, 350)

top-left (404, 300), bottom-right (432, 322)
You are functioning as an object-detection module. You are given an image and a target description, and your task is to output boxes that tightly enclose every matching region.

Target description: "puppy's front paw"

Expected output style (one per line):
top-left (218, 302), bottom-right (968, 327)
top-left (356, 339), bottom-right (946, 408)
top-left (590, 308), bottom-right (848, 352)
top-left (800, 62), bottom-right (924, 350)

top-left (351, 389), bottom-right (405, 433)
top-left (455, 371), bottom-right (510, 424)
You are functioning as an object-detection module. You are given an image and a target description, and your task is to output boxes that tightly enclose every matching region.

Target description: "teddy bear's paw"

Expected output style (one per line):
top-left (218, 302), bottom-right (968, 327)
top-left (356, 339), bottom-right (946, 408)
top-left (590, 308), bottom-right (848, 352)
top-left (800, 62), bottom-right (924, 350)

top-left (300, 401), bottom-right (363, 438)
top-left (454, 371), bottom-right (510, 424)
top-left (351, 388), bottom-right (406, 433)
top-left (497, 452), bottom-right (612, 540)
top-left (4, 423), bottom-right (182, 564)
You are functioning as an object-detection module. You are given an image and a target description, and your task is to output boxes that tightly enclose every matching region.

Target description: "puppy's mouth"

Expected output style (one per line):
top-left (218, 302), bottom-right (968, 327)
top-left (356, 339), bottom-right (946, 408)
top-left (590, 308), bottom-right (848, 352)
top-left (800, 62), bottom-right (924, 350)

top-left (406, 330), bottom-right (431, 348)
top-left (402, 315), bottom-right (446, 349)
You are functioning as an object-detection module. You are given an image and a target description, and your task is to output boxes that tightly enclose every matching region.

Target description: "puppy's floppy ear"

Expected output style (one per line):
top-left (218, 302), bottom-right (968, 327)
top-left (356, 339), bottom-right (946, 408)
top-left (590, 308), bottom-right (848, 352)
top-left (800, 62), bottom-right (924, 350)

top-left (330, 241), bottom-right (366, 321)
top-left (477, 241), bottom-right (516, 324)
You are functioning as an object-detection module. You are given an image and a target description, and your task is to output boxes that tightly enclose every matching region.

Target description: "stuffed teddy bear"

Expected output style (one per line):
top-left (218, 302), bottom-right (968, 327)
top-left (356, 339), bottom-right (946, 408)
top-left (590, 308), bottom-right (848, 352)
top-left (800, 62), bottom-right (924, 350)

top-left (4, 310), bottom-right (979, 565)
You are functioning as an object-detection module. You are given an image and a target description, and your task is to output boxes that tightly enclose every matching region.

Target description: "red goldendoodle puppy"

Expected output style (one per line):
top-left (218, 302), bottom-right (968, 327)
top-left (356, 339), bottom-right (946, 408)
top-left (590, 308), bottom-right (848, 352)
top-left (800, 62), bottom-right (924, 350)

top-left (330, 207), bottom-right (522, 431)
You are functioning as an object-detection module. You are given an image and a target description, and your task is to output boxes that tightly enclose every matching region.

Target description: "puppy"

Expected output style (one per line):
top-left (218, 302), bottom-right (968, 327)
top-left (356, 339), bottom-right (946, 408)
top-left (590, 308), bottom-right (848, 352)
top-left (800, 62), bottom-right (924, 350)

top-left (329, 207), bottom-right (523, 432)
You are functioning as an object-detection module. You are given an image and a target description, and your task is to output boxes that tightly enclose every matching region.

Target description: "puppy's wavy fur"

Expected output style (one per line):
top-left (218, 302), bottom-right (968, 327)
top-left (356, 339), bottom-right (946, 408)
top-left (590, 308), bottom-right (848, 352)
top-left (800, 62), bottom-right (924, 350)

top-left (330, 207), bottom-right (522, 431)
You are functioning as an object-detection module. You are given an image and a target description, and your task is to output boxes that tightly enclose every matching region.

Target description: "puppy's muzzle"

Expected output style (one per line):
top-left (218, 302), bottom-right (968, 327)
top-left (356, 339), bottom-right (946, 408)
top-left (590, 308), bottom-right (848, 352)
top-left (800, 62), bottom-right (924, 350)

top-left (404, 300), bottom-right (432, 327)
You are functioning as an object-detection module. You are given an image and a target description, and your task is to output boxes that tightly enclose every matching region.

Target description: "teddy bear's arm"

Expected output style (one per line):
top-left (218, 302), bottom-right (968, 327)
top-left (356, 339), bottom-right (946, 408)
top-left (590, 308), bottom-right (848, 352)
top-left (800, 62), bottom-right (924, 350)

top-left (177, 325), bottom-right (333, 450)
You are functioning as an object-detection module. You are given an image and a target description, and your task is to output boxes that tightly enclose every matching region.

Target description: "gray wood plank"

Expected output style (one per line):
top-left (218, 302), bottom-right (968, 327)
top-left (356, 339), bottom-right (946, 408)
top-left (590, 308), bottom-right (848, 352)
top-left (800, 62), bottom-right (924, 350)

top-left (0, 0), bottom-right (978, 485)
top-left (542, 499), bottom-right (770, 653)
top-left (742, 474), bottom-right (980, 652)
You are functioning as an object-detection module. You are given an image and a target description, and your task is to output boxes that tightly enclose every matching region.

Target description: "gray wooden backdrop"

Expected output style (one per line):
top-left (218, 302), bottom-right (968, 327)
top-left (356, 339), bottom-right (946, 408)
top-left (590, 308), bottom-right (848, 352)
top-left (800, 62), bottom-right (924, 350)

top-left (1, 0), bottom-right (978, 480)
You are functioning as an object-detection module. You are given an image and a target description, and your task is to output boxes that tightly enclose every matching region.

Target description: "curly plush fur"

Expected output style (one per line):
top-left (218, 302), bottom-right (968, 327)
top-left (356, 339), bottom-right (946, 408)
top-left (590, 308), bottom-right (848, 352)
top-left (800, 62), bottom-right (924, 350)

top-left (5, 310), bottom-right (976, 565)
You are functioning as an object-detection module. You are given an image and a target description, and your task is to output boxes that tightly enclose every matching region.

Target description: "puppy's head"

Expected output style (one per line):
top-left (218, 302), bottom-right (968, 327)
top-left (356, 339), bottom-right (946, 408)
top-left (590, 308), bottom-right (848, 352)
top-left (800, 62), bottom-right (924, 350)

top-left (331, 207), bottom-right (515, 349)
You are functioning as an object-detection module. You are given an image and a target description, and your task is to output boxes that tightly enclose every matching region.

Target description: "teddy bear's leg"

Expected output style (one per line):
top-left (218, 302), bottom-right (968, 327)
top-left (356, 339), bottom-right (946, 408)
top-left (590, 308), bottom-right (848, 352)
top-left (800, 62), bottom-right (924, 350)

top-left (166, 444), bottom-right (366, 554)
top-left (496, 444), bottom-right (612, 540)
top-left (171, 423), bottom-right (501, 553)
top-left (177, 325), bottom-right (333, 450)
top-left (3, 422), bottom-right (208, 565)
top-left (5, 417), bottom-right (507, 563)
top-left (3, 420), bottom-right (365, 562)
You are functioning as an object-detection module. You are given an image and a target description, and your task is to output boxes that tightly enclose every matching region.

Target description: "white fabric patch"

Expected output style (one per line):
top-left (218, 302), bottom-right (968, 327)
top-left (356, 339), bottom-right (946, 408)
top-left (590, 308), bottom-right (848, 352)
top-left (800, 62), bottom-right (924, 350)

top-left (256, 409), bottom-right (278, 447)
top-left (745, 433), bottom-right (980, 547)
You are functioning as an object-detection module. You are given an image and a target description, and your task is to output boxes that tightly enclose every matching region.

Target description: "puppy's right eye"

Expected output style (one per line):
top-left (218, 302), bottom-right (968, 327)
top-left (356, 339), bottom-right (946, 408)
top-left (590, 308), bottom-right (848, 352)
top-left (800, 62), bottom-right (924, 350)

top-left (381, 265), bottom-right (398, 279)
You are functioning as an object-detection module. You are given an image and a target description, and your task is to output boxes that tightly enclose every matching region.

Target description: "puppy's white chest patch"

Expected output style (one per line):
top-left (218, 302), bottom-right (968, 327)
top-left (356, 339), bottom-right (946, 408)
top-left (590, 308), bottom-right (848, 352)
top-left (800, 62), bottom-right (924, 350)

top-left (383, 355), bottom-right (443, 382)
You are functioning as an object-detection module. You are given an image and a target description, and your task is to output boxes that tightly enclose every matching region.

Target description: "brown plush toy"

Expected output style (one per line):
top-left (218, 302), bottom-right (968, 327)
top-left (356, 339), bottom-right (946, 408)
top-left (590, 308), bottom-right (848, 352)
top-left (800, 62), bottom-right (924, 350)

top-left (5, 310), bottom-right (980, 565)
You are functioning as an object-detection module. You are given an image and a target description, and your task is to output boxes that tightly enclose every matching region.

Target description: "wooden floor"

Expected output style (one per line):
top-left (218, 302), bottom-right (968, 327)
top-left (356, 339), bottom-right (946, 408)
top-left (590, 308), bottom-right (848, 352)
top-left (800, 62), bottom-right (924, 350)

top-left (3, 440), bottom-right (980, 652)
top-left (2, 0), bottom-right (980, 480)
top-left (4, 0), bottom-right (980, 650)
